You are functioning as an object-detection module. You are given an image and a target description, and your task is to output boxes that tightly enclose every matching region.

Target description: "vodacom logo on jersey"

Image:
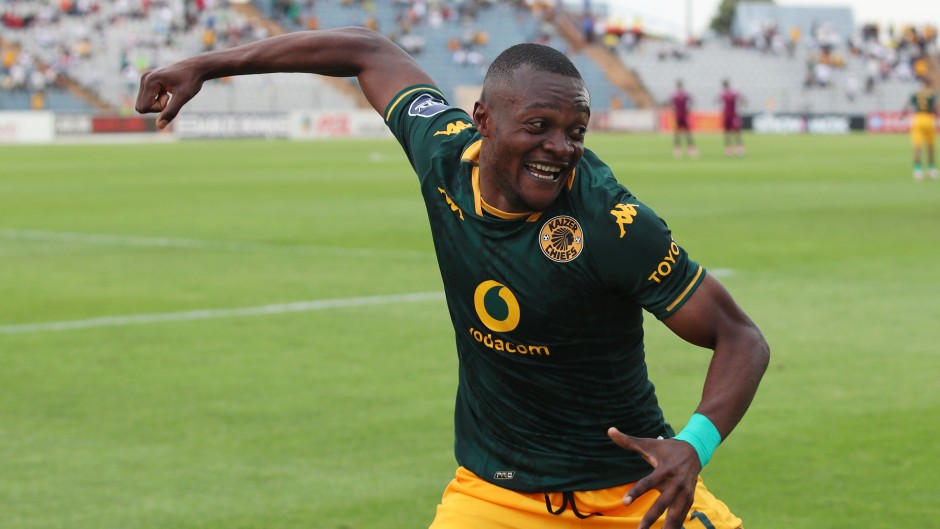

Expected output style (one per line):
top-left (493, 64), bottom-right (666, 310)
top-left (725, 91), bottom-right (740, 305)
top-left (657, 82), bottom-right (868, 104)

top-left (473, 280), bottom-right (521, 332)
top-left (469, 280), bottom-right (551, 357)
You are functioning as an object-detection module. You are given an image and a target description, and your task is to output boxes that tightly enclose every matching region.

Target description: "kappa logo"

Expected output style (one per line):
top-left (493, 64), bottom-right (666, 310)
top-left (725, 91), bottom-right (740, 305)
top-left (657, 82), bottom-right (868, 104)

top-left (434, 120), bottom-right (473, 136)
top-left (610, 203), bottom-right (639, 238)
top-left (539, 216), bottom-right (583, 263)
top-left (437, 187), bottom-right (464, 220)
top-left (408, 93), bottom-right (450, 118)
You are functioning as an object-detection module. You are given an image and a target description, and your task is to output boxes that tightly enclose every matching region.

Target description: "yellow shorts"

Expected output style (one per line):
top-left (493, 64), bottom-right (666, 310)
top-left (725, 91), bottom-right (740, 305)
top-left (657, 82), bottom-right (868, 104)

top-left (911, 113), bottom-right (937, 148)
top-left (429, 467), bottom-right (743, 529)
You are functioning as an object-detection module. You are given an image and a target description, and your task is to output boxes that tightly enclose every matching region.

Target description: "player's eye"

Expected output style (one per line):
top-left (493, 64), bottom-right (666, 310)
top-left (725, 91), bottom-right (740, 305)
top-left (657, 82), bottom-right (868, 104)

top-left (528, 120), bottom-right (547, 130)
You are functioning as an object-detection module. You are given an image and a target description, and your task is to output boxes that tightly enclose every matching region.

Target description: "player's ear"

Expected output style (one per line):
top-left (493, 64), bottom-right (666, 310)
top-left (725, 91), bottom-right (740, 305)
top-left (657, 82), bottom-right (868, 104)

top-left (473, 101), bottom-right (491, 137)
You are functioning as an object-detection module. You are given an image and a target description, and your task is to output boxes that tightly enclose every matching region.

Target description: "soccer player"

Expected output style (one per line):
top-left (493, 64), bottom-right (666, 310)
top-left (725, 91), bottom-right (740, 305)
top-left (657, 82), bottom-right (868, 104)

top-left (136, 28), bottom-right (769, 529)
top-left (718, 79), bottom-right (746, 157)
top-left (904, 76), bottom-right (938, 181)
top-left (669, 79), bottom-right (698, 158)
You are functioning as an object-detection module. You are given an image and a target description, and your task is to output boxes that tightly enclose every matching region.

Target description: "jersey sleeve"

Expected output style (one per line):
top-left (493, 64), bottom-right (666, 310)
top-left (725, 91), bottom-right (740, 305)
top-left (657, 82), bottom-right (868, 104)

top-left (595, 192), bottom-right (705, 320)
top-left (383, 84), bottom-right (476, 180)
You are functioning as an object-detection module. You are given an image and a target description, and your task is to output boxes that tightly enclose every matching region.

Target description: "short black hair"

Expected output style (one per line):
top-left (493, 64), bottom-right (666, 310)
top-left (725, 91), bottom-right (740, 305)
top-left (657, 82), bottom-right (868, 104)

top-left (482, 43), bottom-right (582, 97)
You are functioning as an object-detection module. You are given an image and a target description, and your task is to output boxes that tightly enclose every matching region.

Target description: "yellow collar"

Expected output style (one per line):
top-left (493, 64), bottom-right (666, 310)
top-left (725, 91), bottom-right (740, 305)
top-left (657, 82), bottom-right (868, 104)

top-left (460, 139), bottom-right (575, 223)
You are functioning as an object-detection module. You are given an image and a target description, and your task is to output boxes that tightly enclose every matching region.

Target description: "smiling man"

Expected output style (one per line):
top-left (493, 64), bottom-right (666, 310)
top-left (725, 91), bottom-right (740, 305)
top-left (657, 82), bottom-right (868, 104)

top-left (473, 53), bottom-right (590, 213)
top-left (137, 27), bottom-right (769, 529)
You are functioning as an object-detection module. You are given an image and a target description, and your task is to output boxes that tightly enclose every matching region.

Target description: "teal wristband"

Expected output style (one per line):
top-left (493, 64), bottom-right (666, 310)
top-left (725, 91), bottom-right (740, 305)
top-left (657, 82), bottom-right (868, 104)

top-left (674, 413), bottom-right (722, 467)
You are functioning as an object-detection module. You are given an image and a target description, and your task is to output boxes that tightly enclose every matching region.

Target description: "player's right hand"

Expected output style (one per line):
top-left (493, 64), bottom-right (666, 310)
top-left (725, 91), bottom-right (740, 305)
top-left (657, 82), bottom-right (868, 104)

top-left (607, 427), bottom-right (701, 529)
top-left (135, 62), bottom-right (204, 129)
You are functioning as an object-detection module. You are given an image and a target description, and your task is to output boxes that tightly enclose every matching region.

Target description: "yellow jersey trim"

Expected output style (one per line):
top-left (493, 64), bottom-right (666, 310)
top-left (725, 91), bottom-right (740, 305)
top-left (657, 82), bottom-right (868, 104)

top-left (481, 199), bottom-right (541, 221)
top-left (471, 165), bottom-right (483, 216)
top-left (665, 265), bottom-right (704, 312)
top-left (461, 139), bottom-right (483, 164)
top-left (471, 167), bottom-right (543, 222)
top-left (464, 138), bottom-right (546, 223)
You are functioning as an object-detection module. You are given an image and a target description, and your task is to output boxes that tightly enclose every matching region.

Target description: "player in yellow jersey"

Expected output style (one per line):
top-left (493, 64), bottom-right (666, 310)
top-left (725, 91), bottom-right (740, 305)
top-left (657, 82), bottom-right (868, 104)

top-left (905, 77), bottom-right (938, 181)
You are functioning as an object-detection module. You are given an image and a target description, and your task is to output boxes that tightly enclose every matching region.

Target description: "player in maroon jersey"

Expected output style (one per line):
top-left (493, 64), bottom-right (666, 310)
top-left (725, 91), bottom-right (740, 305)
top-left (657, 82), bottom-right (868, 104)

top-left (669, 80), bottom-right (698, 158)
top-left (718, 79), bottom-right (746, 157)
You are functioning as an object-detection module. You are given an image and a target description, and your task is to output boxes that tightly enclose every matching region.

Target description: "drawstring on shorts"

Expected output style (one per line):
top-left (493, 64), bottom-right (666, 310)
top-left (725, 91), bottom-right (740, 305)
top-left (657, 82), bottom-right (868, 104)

top-left (544, 491), bottom-right (602, 519)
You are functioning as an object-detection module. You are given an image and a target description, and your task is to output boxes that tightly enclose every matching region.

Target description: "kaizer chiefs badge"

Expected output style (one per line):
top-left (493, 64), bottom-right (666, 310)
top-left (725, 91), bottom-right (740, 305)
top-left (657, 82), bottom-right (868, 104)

top-left (539, 216), bottom-right (584, 262)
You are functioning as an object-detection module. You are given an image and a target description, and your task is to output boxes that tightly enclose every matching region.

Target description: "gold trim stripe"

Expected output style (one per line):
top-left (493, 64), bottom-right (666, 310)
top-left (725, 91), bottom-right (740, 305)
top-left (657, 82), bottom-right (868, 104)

top-left (471, 164), bottom-right (542, 222)
top-left (461, 139), bottom-right (483, 163)
top-left (471, 166), bottom-right (483, 216)
top-left (481, 200), bottom-right (532, 220)
top-left (665, 265), bottom-right (703, 312)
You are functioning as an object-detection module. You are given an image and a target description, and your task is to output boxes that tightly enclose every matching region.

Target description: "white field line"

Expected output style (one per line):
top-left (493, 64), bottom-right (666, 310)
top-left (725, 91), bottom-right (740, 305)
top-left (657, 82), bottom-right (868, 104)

top-left (0, 292), bottom-right (446, 335)
top-left (709, 268), bottom-right (735, 277)
top-left (0, 229), bottom-right (434, 261)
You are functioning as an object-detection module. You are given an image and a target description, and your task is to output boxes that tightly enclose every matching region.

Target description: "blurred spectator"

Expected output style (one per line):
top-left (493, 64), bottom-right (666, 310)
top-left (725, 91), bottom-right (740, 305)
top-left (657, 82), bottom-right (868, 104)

top-left (844, 75), bottom-right (860, 102)
top-left (2, 44), bottom-right (19, 72)
top-left (787, 25), bottom-right (800, 57)
top-left (452, 47), bottom-right (466, 66)
top-left (30, 89), bottom-right (45, 110)
top-left (466, 48), bottom-right (483, 67)
top-left (202, 25), bottom-right (217, 52)
top-left (398, 30), bottom-right (425, 56)
top-left (581, 13), bottom-right (594, 43)
top-left (913, 56), bottom-right (928, 81)
top-left (813, 60), bottom-right (832, 87)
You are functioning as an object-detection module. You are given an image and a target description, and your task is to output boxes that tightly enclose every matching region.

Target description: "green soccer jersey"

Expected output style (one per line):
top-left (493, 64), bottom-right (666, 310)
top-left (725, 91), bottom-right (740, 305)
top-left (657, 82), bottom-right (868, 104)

top-left (384, 85), bottom-right (706, 492)
top-left (912, 89), bottom-right (937, 114)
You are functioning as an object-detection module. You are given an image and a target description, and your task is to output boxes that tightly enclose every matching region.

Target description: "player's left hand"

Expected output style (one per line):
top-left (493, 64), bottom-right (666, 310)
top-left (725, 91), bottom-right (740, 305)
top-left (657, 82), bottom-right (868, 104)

top-left (607, 427), bottom-right (701, 529)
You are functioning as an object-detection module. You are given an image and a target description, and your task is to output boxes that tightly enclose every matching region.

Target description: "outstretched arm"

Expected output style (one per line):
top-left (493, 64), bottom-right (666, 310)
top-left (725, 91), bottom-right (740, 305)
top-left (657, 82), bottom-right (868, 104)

top-left (136, 27), bottom-right (435, 128)
top-left (608, 274), bottom-right (769, 529)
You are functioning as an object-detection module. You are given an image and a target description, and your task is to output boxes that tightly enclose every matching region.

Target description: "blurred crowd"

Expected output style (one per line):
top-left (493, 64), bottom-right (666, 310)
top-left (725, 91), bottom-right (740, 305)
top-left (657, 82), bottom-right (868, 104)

top-left (266, 0), bottom-right (544, 68)
top-left (2, 0), bottom-right (937, 112)
top-left (1, 0), bottom-right (262, 110)
top-left (1, 0), bottom-right (555, 111)
top-left (582, 9), bottom-right (936, 107)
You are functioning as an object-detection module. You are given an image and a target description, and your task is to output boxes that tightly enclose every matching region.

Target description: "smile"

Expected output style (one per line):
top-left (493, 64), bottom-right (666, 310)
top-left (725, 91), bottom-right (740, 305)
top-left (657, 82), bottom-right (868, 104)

top-left (525, 162), bottom-right (565, 182)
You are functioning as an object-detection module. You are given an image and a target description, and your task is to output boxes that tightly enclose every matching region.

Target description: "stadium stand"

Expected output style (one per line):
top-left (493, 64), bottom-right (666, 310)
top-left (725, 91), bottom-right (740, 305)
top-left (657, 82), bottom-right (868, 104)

top-left (0, 0), bottom-right (354, 113)
top-left (0, 37), bottom-right (96, 112)
top-left (615, 5), bottom-right (937, 115)
top-left (1, 0), bottom-right (937, 118)
top-left (254, 0), bottom-right (636, 110)
top-left (0, 0), bottom-right (639, 113)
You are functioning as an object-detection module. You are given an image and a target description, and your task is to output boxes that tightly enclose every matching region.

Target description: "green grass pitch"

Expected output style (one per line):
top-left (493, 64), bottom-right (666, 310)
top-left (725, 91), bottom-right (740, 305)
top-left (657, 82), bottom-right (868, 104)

top-left (1, 132), bottom-right (938, 528)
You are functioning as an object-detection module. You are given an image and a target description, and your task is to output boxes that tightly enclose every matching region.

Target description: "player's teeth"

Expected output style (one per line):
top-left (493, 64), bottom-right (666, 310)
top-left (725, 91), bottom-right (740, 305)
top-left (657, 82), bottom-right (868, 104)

top-left (527, 163), bottom-right (561, 181)
top-left (531, 163), bottom-right (559, 173)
